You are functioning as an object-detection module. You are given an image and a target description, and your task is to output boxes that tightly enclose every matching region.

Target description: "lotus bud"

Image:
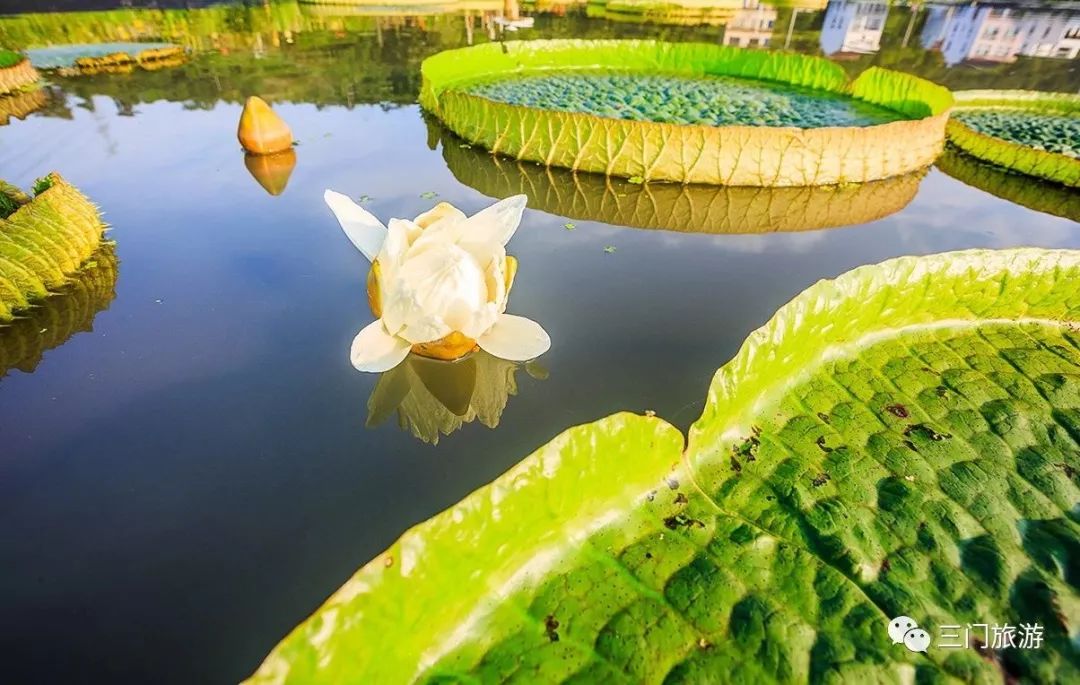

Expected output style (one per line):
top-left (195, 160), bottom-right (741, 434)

top-left (244, 149), bottom-right (297, 196)
top-left (238, 96), bottom-right (293, 155)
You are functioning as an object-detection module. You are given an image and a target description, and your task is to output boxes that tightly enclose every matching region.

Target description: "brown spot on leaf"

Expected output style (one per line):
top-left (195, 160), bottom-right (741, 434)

top-left (885, 404), bottom-right (909, 418)
top-left (811, 472), bottom-right (831, 487)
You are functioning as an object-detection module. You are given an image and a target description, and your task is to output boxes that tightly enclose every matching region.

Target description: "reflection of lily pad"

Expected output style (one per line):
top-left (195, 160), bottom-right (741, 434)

top-left (0, 86), bottom-right (47, 126)
top-left (25, 42), bottom-right (177, 70)
top-left (0, 243), bottom-right (118, 379)
top-left (250, 248), bottom-right (1080, 683)
top-left (435, 122), bottom-right (923, 233)
top-left (367, 350), bottom-right (539, 444)
top-left (936, 146), bottom-right (1080, 223)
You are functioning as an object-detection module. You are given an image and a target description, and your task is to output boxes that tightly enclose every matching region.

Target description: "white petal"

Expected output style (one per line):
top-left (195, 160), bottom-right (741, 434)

top-left (350, 319), bottom-right (411, 372)
top-left (413, 202), bottom-right (466, 230)
top-left (476, 313), bottom-right (550, 361)
top-left (456, 195), bottom-right (527, 268)
top-left (468, 195), bottom-right (527, 246)
top-left (325, 190), bottom-right (386, 262)
top-left (380, 219), bottom-right (417, 273)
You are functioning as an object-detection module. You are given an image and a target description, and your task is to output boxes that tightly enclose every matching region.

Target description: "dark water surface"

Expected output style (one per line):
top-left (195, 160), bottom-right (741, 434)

top-left (0, 2), bottom-right (1078, 683)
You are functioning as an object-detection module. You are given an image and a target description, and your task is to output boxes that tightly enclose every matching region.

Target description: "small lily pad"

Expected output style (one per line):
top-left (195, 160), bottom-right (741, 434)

top-left (603, 245), bottom-right (617, 253)
top-left (420, 191), bottom-right (439, 200)
top-left (564, 222), bottom-right (575, 230)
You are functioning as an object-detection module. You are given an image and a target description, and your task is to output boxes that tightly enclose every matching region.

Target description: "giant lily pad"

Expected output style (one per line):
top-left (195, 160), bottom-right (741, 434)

top-left (420, 40), bottom-right (952, 186)
top-left (0, 174), bottom-right (108, 323)
top-left (947, 90), bottom-right (1080, 188)
top-left (248, 248), bottom-right (1080, 683)
top-left (434, 122), bottom-right (923, 234)
top-left (0, 243), bottom-right (117, 379)
top-left (0, 50), bottom-right (40, 96)
top-left (936, 147), bottom-right (1080, 224)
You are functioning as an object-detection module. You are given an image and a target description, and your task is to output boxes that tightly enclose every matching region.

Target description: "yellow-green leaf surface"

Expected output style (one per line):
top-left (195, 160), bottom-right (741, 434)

top-left (420, 40), bottom-right (951, 186)
top-left (435, 123), bottom-right (924, 234)
top-left (0, 173), bottom-right (107, 323)
top-left (0, 242), bottom-right (118, 378)
top-left (250, 249), bottom-right (1080, 683)
top-left (947, 90), bottom-right (1080, 188)
top-left (936, 147), bottom-right (1080, 223)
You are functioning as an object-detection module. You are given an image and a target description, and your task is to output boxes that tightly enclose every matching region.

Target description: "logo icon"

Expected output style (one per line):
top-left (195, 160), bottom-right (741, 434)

top-left (888, 616), bottom-right (930, 653)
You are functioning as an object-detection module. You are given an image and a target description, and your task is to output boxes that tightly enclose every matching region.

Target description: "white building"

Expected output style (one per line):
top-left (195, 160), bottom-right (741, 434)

top-left (819, 0), bottom-right (890, 55)
top-left (725, 0), bottom-right (778, 48)
top-left (925, 3), bottom-right (1080, 65)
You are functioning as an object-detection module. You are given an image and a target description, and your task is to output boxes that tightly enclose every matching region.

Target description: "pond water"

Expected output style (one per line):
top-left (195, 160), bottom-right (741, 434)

top-left (463, 72), bottom-right (904, 127)
top-left (0, 2), bottom-right (1078, 683)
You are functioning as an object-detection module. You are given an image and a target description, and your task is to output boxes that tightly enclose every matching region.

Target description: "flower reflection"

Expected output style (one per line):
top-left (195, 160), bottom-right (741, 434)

top-left (367, 349), bottom-right (546, 444)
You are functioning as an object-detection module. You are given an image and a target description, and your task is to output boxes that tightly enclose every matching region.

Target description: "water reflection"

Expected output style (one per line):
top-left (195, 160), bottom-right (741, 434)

top-left (936, 147), bottom-right (1080, 223)
top-left (1, 0), bottom-right (1076, 107)
top-left (244, 149), bottom-right (298, 195)
top-left (432, 120), bottom-right (924, 233)
top-left (923, 3), bottom-right (1080, 66)
top-left (0, 86), bottom-right (48, 125)
top-left (367, 350), bottom-right (545, 444)
top-left (0, 243), bottom-right (118, 380)
top-left (820, 0), bottom-right (888, 55)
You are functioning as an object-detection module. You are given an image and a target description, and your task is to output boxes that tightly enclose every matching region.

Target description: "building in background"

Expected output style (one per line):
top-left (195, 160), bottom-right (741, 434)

top-left (922, 2), bottom-right (1080, 65)
top-left (724, 0), bottom-right (778, 48)
top-left (819, 0), bottom-right (890, 55)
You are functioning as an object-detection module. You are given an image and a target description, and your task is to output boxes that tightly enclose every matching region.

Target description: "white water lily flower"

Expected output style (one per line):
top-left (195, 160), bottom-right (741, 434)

top-left (325, 190), bottom-right (551, 372)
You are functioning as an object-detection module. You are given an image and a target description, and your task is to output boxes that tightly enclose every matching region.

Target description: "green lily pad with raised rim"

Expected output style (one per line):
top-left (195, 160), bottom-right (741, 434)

top-left (947, 90), bottom-right (1080, 188)
top-left (420, 40), bottom-right (952, 187)
top-left (0, 173), bottom-right (108, 323)
top-left (248, 248), bottom-right (1080, 683)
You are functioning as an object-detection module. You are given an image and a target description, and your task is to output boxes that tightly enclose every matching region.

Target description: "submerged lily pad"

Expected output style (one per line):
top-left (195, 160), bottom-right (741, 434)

top-left (248, 249), bottom-right (1080, 683)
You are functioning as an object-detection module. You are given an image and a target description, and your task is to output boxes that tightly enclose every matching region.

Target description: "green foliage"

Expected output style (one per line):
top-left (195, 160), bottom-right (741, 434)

top-left (31, 175), bottom-right (53, 196)
top-left (0, 192), bottom-right (18, 219)
top-left (0, 48), bottom-right (22, 69)
top-left (248, 249), bottom-right (1080, 683)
